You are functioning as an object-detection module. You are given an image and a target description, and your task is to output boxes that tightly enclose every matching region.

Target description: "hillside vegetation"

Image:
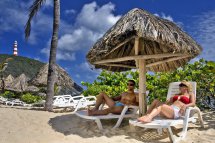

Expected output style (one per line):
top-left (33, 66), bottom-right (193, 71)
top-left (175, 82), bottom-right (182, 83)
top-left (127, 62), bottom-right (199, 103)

top-left (0, 54), bottom-right (45, 78)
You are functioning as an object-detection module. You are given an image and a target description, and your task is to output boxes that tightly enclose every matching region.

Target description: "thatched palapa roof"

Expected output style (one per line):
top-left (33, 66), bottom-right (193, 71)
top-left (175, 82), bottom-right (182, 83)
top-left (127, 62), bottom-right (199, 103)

top-left (87, 8), bottom-right (202, 72)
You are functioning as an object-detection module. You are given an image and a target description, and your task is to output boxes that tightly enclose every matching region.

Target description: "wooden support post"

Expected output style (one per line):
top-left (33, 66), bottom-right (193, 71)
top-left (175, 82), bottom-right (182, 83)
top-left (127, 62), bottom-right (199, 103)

top-left (134, 37), bottom-right (147, 116)
top-left (134, 37), bottom-right (139, 68)
top-left (139, 59), bottom-right (147, 116)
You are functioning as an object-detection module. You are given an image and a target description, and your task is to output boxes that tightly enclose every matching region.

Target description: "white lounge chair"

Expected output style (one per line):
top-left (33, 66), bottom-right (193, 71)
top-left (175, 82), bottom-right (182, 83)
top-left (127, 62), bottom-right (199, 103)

top-left (75, 91), bottom-right (150, 130)
top-left (75, 105), bottom-right (139, 130)
top-left (0, 96), bottom-right (8, 104)
top-left (129, 82), bottom-right (204, 143)
top-left (5, 99), bottom-right (30, 107)
top-left (53, 95), bottom-right (96, 112)
top-left (53, 94), bottom-right (73, 107)
top-left (73, 96), bottom-right (97, 112)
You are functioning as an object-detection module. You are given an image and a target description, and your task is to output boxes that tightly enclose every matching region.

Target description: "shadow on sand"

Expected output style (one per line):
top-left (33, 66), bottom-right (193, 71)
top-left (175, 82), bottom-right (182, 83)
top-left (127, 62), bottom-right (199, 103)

top-left (48, 113), bottom-right (186, 143)
top-left (48, 111), bottom-right (215, 143)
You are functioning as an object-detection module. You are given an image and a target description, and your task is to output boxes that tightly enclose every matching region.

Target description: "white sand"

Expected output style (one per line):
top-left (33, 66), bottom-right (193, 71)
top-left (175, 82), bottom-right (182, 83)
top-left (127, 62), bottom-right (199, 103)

top-left (0, 106), bottom-right (214, 143)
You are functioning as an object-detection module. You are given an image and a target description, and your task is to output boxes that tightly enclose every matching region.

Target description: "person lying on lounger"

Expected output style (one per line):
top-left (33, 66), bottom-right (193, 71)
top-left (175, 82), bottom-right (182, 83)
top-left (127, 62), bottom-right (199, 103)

top-left (88, 80), bottom-right (138, 116)
top-left (138, 81), bottom-right (196, 123)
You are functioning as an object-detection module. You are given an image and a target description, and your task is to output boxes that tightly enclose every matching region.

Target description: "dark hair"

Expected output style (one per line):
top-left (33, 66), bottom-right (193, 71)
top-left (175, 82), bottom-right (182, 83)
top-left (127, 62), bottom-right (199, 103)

top-left (128, 79), bottom-right (135, 85)
top-left (179, 83), bottom-right (187, 87)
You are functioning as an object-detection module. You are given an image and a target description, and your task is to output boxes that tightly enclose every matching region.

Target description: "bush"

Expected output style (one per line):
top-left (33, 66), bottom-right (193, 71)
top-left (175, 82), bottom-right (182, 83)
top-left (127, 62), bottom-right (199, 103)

top-left (0, 91), bottom-right (15, 98)
top-left (21, 93), bottom-right (43, 104)
top-left (82, 59), bottom-right (215, 110)
top-left (81, 70), bottom-right (136, 97)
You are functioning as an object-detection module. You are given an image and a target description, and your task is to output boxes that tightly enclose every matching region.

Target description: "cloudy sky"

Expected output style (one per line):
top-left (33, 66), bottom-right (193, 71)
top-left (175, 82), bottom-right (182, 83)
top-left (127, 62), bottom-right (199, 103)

top-left (0, 0), bottom-right (214, 86)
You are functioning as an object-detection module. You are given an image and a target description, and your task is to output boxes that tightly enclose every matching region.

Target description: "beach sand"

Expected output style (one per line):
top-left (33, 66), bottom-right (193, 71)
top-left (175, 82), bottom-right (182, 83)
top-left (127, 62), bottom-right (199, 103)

top-left (0, 106), bottom-right (214, 143)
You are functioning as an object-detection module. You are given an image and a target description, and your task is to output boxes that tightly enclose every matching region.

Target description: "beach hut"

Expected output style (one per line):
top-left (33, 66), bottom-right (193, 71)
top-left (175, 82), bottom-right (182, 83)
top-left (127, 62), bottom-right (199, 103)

top-left (86, 8), bottom-right (202, 115)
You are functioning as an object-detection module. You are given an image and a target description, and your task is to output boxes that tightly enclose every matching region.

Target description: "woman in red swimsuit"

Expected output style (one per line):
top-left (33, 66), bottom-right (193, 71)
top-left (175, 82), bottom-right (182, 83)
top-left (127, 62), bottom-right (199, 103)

top-left (138, 81), bottom-right (196, 123)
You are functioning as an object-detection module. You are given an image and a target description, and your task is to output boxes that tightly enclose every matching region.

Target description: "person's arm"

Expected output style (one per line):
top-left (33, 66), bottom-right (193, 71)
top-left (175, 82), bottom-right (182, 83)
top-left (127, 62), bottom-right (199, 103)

top-left (165, 97), bottom-right (173, 105)
top-left (182, 93), bottom-right (196, 108)
top-left (134, 93), bottom-right (139, 106)
top-left (166, 93), bottom-right (181, 105)
top-left (179, 93), bottom-right (196, 115)
top-left (112, 94), bottom-right (122, 101)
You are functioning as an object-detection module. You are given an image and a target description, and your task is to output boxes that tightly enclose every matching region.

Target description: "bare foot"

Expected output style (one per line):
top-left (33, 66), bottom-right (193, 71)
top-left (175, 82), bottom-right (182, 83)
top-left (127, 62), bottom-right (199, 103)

top-left (91, 107), bottom-right (97, 111)
top-left (87, 108), bottom-right (94, 116)
top-left (138, 114), bottom-right (152, 123)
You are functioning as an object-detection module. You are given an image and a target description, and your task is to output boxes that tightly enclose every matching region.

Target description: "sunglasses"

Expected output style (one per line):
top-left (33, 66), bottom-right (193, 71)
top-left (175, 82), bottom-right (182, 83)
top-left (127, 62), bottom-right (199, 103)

top-left (127, 83), bottom-right (134, 86)
top-left (179, 83), bottom-right (187, 87)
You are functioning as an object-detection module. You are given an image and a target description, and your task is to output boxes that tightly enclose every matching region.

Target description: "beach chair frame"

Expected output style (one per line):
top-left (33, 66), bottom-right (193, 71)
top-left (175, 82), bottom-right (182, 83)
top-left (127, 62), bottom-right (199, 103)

top-left (75, 105), bottom-right (139, 130)
top-left (53, 95), bottom-right (96, 112)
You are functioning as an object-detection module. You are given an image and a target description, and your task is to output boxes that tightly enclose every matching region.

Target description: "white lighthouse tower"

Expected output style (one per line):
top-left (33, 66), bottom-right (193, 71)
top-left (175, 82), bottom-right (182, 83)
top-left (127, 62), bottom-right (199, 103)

top-left (13, 41), bottom-right (18, 56)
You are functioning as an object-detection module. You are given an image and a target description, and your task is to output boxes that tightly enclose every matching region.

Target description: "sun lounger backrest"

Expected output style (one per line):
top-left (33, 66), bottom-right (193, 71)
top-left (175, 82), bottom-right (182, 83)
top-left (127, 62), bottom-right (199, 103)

top-left (167, 82), bottom-right (196, 100)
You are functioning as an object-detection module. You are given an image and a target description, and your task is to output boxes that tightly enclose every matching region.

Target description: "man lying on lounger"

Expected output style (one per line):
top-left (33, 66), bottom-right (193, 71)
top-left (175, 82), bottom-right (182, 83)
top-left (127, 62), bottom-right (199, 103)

top-left (88, 80), bottom-right (138, 116)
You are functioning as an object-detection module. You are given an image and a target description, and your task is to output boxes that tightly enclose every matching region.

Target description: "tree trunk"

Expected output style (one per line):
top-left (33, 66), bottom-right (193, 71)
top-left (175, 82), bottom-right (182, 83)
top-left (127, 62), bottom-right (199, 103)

top-left (2, 78), bottom-right (5, 93)
top-left (45, 0), bottom-right (60, 111)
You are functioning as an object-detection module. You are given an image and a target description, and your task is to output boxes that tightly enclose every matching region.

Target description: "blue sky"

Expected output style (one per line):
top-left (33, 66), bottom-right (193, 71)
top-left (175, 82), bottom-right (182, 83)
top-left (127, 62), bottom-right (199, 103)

top-left (0, 0), bottom-right (215, 87)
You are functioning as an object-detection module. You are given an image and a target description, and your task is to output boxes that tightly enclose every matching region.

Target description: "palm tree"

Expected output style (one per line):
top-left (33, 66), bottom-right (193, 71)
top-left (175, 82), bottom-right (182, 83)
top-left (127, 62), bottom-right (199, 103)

top-left (25, 0), bottom-right (60, 111)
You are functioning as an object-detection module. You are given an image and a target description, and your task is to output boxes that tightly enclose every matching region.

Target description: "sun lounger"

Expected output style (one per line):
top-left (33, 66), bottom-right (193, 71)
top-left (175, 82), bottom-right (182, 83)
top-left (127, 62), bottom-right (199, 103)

top-left (53, 95), bottom-right (96, 112)
top-left (0, 96), bottom-right (8, 104)
top-left (75, 91), bottom-right (150, 130)
top-left (5, 99), bottom-right (31, 107)
top-left (73, 96), bottom-right (96, 112)
top-left (129, 82), bottom-right (204, 143)
top-left (76, 105), bottom-right (139, 130)
top-left (53, 94), bottom-right (73, 107)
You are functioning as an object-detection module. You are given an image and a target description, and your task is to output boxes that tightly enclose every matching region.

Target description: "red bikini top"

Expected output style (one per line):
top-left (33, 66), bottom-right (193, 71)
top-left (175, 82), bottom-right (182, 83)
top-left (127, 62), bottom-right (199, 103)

top-left (173, 95), bottom-right (190, 104)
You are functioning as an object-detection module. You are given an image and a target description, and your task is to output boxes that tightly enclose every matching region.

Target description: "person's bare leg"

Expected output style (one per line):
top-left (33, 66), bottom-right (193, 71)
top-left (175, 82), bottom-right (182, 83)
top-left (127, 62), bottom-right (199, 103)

top-left (93, 92), bottom-right (115, 110)
top-left (88, 106), bottom-right (124, 116)
top-left (138, 104), bottom-right (174, 123)
top-left (159, 104), bottom-right (174, 119)
top-left (146, 99), bottom-right (162, 114)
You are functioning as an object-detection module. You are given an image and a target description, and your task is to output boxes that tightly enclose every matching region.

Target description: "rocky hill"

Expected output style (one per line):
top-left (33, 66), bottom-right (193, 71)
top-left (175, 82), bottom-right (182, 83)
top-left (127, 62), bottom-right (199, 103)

top-left (0, 54), bottom-right (83, 96)
top-left (0, 54), bottom-right (44, 79)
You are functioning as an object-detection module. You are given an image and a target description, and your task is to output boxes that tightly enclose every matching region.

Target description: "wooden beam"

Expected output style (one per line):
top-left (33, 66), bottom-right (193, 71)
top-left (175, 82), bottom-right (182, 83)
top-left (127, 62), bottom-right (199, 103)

top-left (103, 36), bottom-right (136, 58)
top-left (146, 55), bottom-right (191, 67)
top-left (93, 53), bottom-right (190, 65)
top-left (99, 63), bottom-right (136, 69)
top-left (96, 55), bottom-right (191, 70)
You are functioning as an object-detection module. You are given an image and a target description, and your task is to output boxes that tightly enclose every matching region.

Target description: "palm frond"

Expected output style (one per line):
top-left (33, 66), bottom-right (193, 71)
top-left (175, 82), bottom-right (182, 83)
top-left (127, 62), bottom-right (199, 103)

top-left (25, 0), bottom-right (47, 40)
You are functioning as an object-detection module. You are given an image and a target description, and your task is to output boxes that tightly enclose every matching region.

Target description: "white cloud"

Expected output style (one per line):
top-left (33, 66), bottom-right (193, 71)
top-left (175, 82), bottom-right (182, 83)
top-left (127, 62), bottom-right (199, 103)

top-left (154, 12), bottom-right (183, 28)
top-left (154, 13), bottom-right (173, 22)
top-left (34, 57), bottom-right (42, 61)
top-left (191, 10), bottom-right (215, 61)
top-left (41, 44), bottom-right (76, 61)
top-left (44, 0), bottom-right (53, 7)
top-left (78, 62), bottom-right (100, 73)
top-left (57, 27), bottom-right (99, 51)
top-left (0, 1), bottom-right (28, 34)
top-left (50, 1), bottom-right (121, 61)
top-left (65, 9), bottom-right (76, 15)
top-left (76, 2), bottom-right (121, 33)
top-left (75, 74), bottom-right (80, 78)
top-left (0, 0), bottom-right (70, 44)
top-left (57, 52), bottom-right (76, 61)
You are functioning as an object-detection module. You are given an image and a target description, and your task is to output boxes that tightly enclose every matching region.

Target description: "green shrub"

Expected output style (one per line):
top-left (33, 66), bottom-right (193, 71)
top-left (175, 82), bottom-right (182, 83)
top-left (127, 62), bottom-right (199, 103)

top-left (0, 91), bottom-right (15, 98)
top-left (21, 93), bottom-right (42, 104)
top-left (82, 59), bottom-right (215, 109)
top-left (81, 70), bottom-right (135, 97)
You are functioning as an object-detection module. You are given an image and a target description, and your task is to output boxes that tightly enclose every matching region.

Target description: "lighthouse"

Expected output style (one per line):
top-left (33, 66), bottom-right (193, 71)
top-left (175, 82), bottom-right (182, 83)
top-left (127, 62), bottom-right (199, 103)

top-left (13, 41), bottom-right (18, 56)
